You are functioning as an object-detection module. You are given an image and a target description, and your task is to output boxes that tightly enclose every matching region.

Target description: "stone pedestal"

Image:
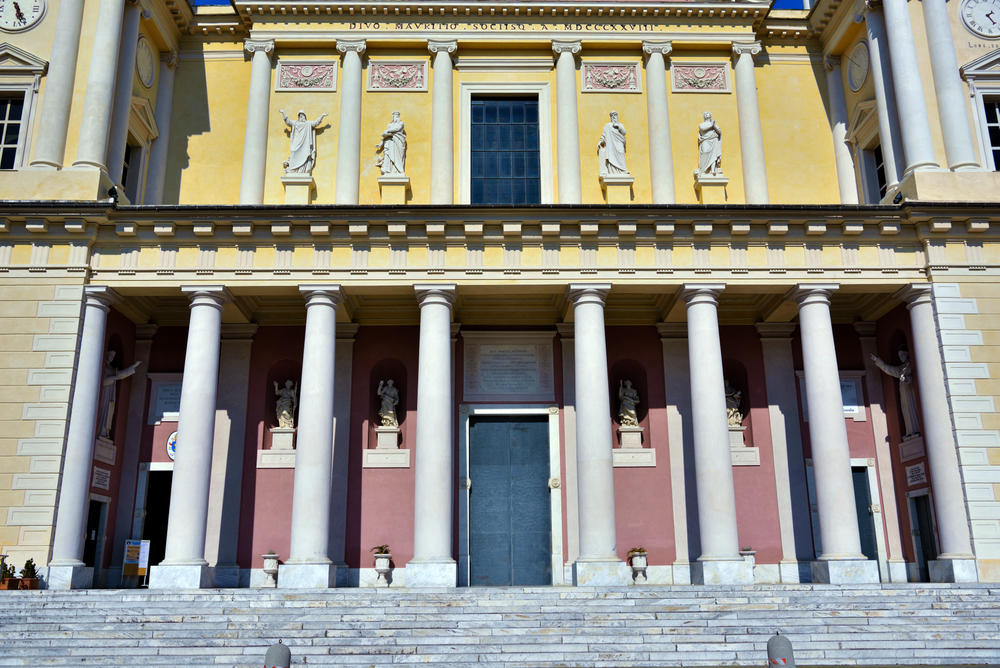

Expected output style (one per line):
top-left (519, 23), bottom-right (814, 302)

top-left (148, 564), bottom-right (214, 589)
top-left (930, 557), bottom-right (978, 583)
top-left (375, 425), bottom-right (400, 449)
top-left (811, 558), bottom-right (880, 584)
top-left (94, 436), bottom-right (116, 464)
top-left (378, 175), bottom-right (409, 205)
top-left (573, 558), bottom-right (631, 586)
top-left (694, 173), bottom-right (729, 204)
top-left (46, 564), bottom-right (93, 590)
top-left (278, 562), bottom-right (336, 588)
top-left (900, 434), bottom-right (925, 461)
top-left (600, 174), bottom-right (633, 205)
top-left (692, 558), bottom-right (753, 585)
top-left (728, 426), bottom-right (746, 448)
top-left (896, 169), bottom-right (1000, 202)
top-left (281, 174), bottom-right (314, 205)
top-left (270, 427), bottom-right (295, 450)
top-left (405, 560), bottom-right (456, 587)
top-left (617, 425), bottom-right (643, 448)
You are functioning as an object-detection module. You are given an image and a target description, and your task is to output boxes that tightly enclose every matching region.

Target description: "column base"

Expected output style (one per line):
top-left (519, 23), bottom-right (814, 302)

top-left (45, 564), bottom-right (93, 590)
top-left (0, 165), bottom-right (117, 202)
top-left (810, 558), bottom-right (879, 584)
top-left (572, 558), bottom-right (630, 586)
top-left (148, 563), bottom-right (214, 589)
top-left (896, 168), bottom-right (1000, 203)
top-left (600, 174), bottom-right (633, 205)
top-left (929, 557), bottom-right (979, 583)
top-left (213, 563), bottom-right (241, 588)
top-left (378, 175), bottom-right (410, 205)
top-left (405, 559), bottom-right (456, 587)
top-left (281, 174), bottom-right (315, 205)
top-left (888, 559), bottom-right (909, 583)
top-left (691, 558), bottom-right (753, 585)
top-left (278, 562), bottom-right (336, 588)
top-left (693, 173), bottom-right (729, 204)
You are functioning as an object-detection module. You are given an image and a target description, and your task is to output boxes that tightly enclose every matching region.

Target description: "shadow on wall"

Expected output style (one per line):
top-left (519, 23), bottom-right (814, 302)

top-left (162, 54), bottom-right (211, 205)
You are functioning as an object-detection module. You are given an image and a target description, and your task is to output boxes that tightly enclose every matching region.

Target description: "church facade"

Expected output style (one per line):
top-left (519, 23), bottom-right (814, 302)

top-left (1, 0), bottom-right (1000, 590)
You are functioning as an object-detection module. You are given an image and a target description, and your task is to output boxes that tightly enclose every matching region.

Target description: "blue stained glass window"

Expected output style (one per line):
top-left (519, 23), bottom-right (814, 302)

top-left (471, 97), bottom-right (541, 205)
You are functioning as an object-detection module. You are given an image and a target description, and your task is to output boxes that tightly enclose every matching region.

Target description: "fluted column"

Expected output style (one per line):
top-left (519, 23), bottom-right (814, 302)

top-left (824, 57), bottom-right (860, 205)
top-left (643, 41), bottom-right (675, 204)
top-left (29, 0), bottom-right (86, 168)
top-left (862, 2), bottom-right (905, 187)
top-left (335, 39), bottom-right (366, 205)
top-left (683, 285), bottom-right (751, 585)
top-left (48, 287), bottom-right (116, 589)
top-left (731, 42), bottom-right (768, 204)
top-left (881, 0), bottom-right (939, 172)
top-left (428, 40), bottom-right (457, 205)
top-left (73, 0), bottom-right (127, 170)
top-left (143, 52), bottom-right (178, 204)
top-left (902, 285), bottom-right (977, 582)
top-left (553, 41), bottom-right (582, 204)
top-left (921, 0), bottom-right (980, 171)
top-left (794, 284), bottom-right (878, 584)
top-left (280, 286), bottom-right (341, 588)
top-left (106, 0), bottom-right (143, 185)
top-left (238, 39), bottom-right (275, 205)
top-left (409, 284), bottom-right (457, 587)
top-left (149, 287), bottom-right (227, 589)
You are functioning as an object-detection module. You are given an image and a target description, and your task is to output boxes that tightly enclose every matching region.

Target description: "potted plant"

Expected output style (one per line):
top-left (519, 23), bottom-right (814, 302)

top-left (627, 546), bottom-right (648, 583)
top-left (0, 560), bottom-right (19, 590)
top-left (18, 559), bottom-right (38, 590)
top-left (260, 551), bottom-right (279, 588)
top-left (371, 544), bottom-right (391, 586)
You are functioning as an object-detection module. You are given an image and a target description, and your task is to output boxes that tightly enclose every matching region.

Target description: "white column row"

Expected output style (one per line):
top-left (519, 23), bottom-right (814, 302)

top-left (862, 2), bottom-right (906, 188)
top-left (105, 0), bottom-right (144, 186)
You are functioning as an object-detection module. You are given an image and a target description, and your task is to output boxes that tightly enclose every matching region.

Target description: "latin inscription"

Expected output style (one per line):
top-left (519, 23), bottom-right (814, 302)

top-left (346, 20), bottom-right (666, 33)
top-left (463, 334), bottom-right (555, 401)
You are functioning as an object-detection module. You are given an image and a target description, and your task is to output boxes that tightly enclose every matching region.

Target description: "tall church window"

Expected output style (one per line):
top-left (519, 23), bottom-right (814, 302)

top-left (983, 98), bottom-right (1000, 171)
top-left (0, 94), bottom-right (23, 170)
top-left (470, 97), bottom-right (541, 205)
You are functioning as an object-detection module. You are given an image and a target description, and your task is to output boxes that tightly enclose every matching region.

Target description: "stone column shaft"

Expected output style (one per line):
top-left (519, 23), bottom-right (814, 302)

top-left (921, 0), bottom-right (980, 171)
top-left (428, 40), bottom-right (456, 204)
top-left (335, 40), bottom-right (366, 205)
top-left (409, 284), bottom-right (457, 586)
top-left (143, 53), bottom-right (178, 204)
top-left (732, 42), bottom-right (769, 204)
top-left (864, 5), bottom-right (905, 187)
top-left (643, 41), bottom-right (675, 204)
top-left (881, 0), bottom-right (939, 172)
top-left (238, 40), bottom-right (274, 205)
top-left (29, 0), bottom-right (86, 168)
top-left (49, 288), bottom-right (115, 588)
top-left (106, 0), bottom-right (143, 185)
top-left (553, 41), bottom-right (582, 204)
top-left (73, 0), bottom-right (127, 170)
top-left (824, 58), bottom-right (860, 205)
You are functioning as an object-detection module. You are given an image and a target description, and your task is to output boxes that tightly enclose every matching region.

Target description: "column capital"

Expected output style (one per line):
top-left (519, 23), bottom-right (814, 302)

top-left (556, 322), bottom-right (575, 339)
top-left (790, 282), bottom-right (839, 306)
top-left (336, 38), bottom-right (367, 55)
top-left (221, 323), bottom-right (259, 340)
top-left (657, 322), bottom-right (687, 339)
top-left (681, 283), bottom-right (725, 306)
top-left (428, 39), bottom-right (458, 55)
top-left (83, 285), bottom-right (119, 310)
top-left (568, 283), bottom-right (610, 306)
top-left (181, 285), bottom-right (229, 310)
top-left (244, 39), bottom-right (275, 57)
top-left (897, 283), bottom-right (933, 309)
top-left (852, 321), bottom-right (878, 338)
top-left (731, 41), bottom-right (762, 60)
top-left (299, 284), bottom-right (343, 308)
top-left (415, 283), bottom-right (456, 309)
top-left (642, 40), bottom-right (673, 57)
top-left (162, 50), bottom-right (179, 69)
top-left (864, 0), bottom-right (883, 12)
top-left (552, 40), bottom-right (582, 58)
top-left (756, 322), bottom-right (798, 339)
top-left (136, 323), bottom-right (159, 341)
top-left (824, 55), bottom-right (841, 72)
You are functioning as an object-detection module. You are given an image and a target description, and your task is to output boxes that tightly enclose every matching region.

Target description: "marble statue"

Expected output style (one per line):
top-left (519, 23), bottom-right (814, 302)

top-left (377, 379), bottom-right (400, 427)
top-left (280, 109), bottom-right (327, 175)
top-left (725, 380), bottom-right (743, 428)
top-left (618, 379), bottom-right (640, 427)
top-left (871, 349), bottom-right (920, 437)
top-left (697, 111), bottom-right (723, 176)
top-left (598, 111), bottom-right (629, 177)
top-left (97, 351), bottom-right (141, 439)
top-left (273, 380), bottom-right (298, 429)
top-left (375, 111), bottom-right (407, 176)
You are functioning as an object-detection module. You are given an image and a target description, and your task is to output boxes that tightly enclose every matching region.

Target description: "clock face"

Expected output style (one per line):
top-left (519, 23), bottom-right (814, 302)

top-left (961, 0), bottom-right (1000, 38)
top-left (847, 42), bottom-right (870, 93)
top-left (0, 0), bottom-right (44, 31)
top-left (135, 37), bottom-right (155, 89)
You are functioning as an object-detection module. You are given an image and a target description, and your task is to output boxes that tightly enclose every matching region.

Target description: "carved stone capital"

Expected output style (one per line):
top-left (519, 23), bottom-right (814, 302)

top-left (731, 41), bottom-right (762, 61)
top-left (162, 50), bottom-right (179, 69)
top-left (336, 38), bottom-right (367, 55)
top-left (552, 40), bottom-right (582, 57)
top-left (427, 39), bottom-right (458, 55)
top-left (865, 0), bottom-right (882, 11)
top-left (642, 40), bottom-right (673, 58)
top-left (245, 39), bottom-right (275, 57)
top-left (824, 55), bottom-right (841, 72)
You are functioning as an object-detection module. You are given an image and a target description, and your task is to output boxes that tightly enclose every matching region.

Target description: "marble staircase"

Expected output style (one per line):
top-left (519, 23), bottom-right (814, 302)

top-left (0, 584), bottom-right (998, 666)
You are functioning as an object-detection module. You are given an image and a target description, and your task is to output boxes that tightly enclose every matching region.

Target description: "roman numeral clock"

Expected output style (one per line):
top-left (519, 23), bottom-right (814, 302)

top-left (0, 0), bottom-right (44, 31)
top-left (962, 0), bottom-right (1000, 39)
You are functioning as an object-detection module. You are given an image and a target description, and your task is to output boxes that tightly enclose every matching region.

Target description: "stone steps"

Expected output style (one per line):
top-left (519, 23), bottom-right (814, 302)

top-left (0, 585), bottom-right (998, 666)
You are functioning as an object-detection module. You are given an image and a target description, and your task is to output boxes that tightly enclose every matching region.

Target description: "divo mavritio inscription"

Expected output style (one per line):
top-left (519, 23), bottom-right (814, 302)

top-left (343, 20), bottom-right (670, 33)
top-left (463, 332), bottom-right (555, 402)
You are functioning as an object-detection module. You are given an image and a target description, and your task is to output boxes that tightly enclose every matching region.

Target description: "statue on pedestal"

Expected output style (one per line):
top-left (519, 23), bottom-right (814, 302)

top-left (696, 111), bottom-right (723, 176)
top-left (871, 349), bottom-right (920, 437)
top-left (273, 380), bottom-right (298, 429)
top-left (375, 111), bottom-right (407, 176)
top-left (598, 111), bottom-right (629, 177)
top-left (97, 351), bottom-right (141, 439)
top-left (280, 109), bottom-right (327, 175)
top-left (618, 379), bottom-right (640, 427)
top-left (377, 379), bottom-right (400, 427)
top-left (725, 380), bottom-right (744, 428)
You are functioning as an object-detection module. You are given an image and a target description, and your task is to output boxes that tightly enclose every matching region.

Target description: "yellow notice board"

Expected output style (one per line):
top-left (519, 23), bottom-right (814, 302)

top-left (122, 540), bottom-right (150, 577)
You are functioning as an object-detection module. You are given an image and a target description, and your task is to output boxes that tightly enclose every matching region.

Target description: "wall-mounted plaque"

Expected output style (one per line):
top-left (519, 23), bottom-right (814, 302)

top-left (463, 332), bottom-right (555, 402)
top-left (671, 63), bottom-right (730, 93)
top-left (275, 62), bottom-right (337, 91)
top-left (367, 60), bottom-right (428, 91)
top-left (92, 466), bottom-right (111, 491)
top-left (906, 463), bottom-right (927, 486)
top-left (581, 62), bottom-right (641, 93)
top-left (147, 374), bottom-right (182, 424)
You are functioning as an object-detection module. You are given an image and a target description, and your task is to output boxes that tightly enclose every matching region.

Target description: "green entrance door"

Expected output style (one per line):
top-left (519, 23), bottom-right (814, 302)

top-left (469, 416), bottom-right (552, 586)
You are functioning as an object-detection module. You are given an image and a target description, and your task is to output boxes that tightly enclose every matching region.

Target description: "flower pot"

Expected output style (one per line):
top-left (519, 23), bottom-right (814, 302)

top-left (18, 578), bottom-right (38, 590)
top-left (374, 553), bottom-right (392, 587)
top-left (628, 552), bottom-right (648, 584)
top-left (0, 578), bottom-right (20, 590)
top-left (261, 553), bottom-right (279, 588)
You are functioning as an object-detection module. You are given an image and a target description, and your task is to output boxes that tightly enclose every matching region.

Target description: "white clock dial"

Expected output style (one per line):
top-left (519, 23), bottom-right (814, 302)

top-left (961, 0), bottom-right (1000, 38)
top-left (135, 37), bottom-right (155, 89)
top-left (847, 42), bottom-right (870, 93)
top-left (0, 0), bottom-right (44, 32)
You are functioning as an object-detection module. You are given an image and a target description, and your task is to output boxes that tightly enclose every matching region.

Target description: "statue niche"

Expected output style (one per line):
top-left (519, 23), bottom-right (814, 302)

top-left (370, 360), bottom-right (407, 450)
top-left (267, 361), bottom-right (300, 451)
top-left (610, 362), bottom-right (647, 449)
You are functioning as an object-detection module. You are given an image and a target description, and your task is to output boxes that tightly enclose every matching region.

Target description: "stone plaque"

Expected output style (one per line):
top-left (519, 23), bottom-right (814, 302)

top-left (906, 462), bottom-right (928, 486)
top-left (463, 332), bottom-right (555, 402)
top-left (149, 382), bottom-right (181, 424)
top-left (581, 62), bottom-right (641, 92)
top-left (367, 60), bottom-right (428, 91)
top-left (275, 62), bottom-right (337, 92)
top-left (92, 466), bottom-right (111, 491)
top-left (671, 63), bottom-right (730, 93)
